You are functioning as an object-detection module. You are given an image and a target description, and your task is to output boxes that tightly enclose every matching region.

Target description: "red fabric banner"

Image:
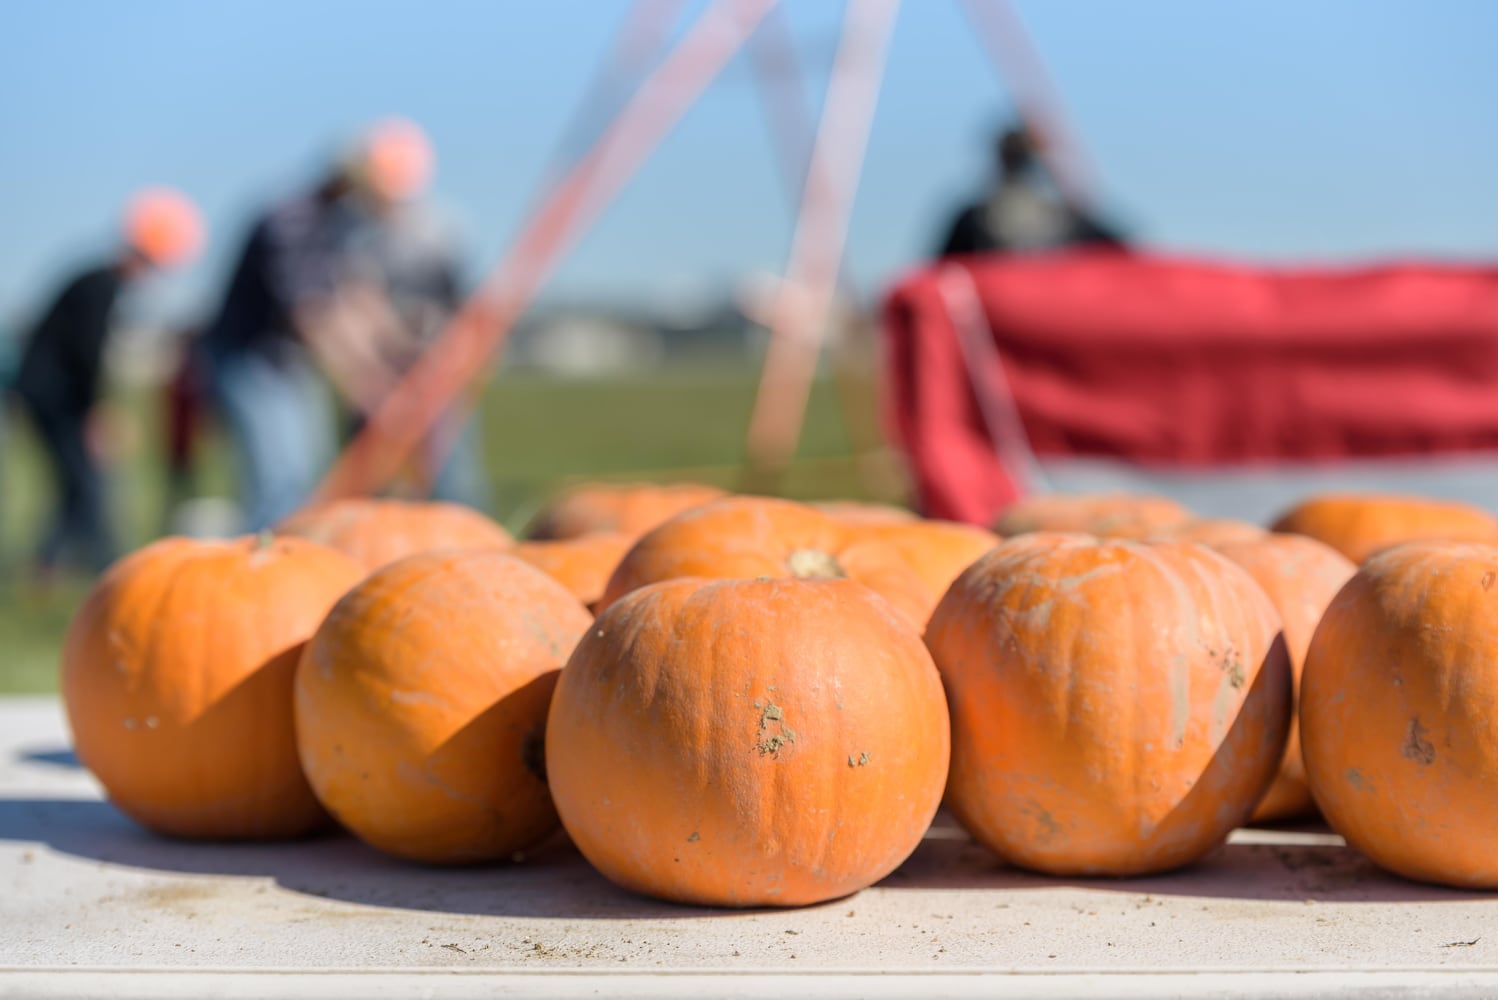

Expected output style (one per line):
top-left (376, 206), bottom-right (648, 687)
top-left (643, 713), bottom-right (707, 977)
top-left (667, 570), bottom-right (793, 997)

top-left (881, 251), bottom-right (1498, 526)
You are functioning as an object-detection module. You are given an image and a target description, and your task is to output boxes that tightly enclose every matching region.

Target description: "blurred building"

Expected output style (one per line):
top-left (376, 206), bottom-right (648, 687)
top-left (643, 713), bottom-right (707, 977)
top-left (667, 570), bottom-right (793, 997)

top-left (506, 297), bottom-right (767, 374)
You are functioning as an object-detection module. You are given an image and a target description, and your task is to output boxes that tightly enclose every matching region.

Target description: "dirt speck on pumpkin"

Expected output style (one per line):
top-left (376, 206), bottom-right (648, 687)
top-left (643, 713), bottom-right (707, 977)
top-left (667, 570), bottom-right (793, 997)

top-left (687, 831), bottom-right (700, 843)
top-left (1482, 572), bottom-right (1495, 592)
top-left (1216, 647), bottom-right (1246, 689)
top-left (1403, 717), bottom-right (1436, 765)
top-left (755, 702), bottom-right (796, 757)
top-left (1021, 799), bottom-right (1061, 843)
top-left (847, 751), bottom-right (871, 767)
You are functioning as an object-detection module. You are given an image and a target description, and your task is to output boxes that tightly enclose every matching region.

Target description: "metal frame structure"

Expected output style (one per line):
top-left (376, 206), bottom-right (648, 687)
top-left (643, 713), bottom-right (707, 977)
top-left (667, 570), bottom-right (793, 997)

top-left (314, 0), bottom-right (1079, 503)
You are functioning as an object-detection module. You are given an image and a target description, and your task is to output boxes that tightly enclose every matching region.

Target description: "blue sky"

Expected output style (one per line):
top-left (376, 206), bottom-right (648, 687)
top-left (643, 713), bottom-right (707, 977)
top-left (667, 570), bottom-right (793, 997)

top-left (3, 0), bottom-right (1496, 333)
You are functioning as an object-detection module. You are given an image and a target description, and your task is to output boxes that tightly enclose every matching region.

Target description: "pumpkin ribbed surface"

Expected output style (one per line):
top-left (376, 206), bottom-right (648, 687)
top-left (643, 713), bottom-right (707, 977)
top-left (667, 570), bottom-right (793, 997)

top-left (63, 535), bottom-right (365, 839)
top-left (927, 533), bottom-right (1291, 876)
top-left (994, 493), bottom-right (1191, 538)
top-left (278, 498), bottom-right (511, 571)
top-left (525, 482), bottom-right (725, 541)
top-left (855, 519), bottom-right (1000, 624)
top-left (1302, 541), bottom-right (1498, 888)
top-left (1212, 533), bottom-right (1356, 822)
top-left (546, 577), bottom-right (950, 907)
top-left (511, 532), bottom-right (635, 611)
top-left (296, 551), bottom-right (590, 864)
top-left (598, 496), bottom-right (930, 628)
top-left (1271, 494), bottom-right (1498, 564)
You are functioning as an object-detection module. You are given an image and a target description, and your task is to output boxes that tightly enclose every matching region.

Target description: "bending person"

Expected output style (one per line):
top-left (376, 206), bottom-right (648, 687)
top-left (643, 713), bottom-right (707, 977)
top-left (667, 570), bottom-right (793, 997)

top-left (202, 155), bottom-right (402, 531)
top-left (10, 189), bottom-right (203, 577)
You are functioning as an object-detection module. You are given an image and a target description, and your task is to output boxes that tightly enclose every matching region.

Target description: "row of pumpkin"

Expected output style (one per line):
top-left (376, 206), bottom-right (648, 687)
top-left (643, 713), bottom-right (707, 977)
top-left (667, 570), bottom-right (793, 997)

top-left (60, 484), bottom-right (1498, 906)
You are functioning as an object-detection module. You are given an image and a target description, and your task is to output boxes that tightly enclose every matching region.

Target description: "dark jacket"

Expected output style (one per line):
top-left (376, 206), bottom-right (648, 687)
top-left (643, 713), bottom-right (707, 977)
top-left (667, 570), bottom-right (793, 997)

top-left (12, 263), bottom-right (124, 417)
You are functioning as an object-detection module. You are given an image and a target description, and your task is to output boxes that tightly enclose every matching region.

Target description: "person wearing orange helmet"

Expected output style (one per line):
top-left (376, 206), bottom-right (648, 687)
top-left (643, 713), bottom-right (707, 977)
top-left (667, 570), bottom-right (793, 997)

top-left (205, 117), bottom-right (484, 529)
top-left (338, 118), bottom-right (489, 508)
top-left (204, 118), bottom-right (471, 528)
top-left (9, 188), bottom-right (203, 576)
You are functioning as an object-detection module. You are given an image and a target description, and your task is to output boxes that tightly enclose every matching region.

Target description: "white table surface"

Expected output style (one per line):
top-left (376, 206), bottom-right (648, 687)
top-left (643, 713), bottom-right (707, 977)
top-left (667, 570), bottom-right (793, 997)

top-left (3, 696), bottom-right (1496, 998)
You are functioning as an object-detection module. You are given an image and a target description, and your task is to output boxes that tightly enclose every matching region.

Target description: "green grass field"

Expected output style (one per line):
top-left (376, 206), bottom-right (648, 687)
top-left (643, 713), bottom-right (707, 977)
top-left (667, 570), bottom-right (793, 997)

top-left (0, 365), bottom-right (906, 693)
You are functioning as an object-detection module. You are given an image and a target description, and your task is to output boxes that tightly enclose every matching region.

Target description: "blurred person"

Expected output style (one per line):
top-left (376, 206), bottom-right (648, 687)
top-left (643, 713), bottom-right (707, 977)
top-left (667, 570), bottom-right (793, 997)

top-left (202, 143), bottom-right (406, 531)
top-left (160, 324), bottom-right (209, 532)
top-left (339, 119), bottom-right (490, 510)
top-left (936, 120), bottom-right (1126, 258)
top-left (8, 189), bottom-right (204, 578)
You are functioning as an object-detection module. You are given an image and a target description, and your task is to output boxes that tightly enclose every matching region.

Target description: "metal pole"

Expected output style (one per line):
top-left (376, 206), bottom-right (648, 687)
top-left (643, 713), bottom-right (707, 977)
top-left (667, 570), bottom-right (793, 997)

top-left (741, 0), bottom-right (899, 492)
top-left (744, 3), bottom-right (890, 497)
top-left (958, 0), bottom-right (1098, 209)
top-left (316, 0), bottom-right (777, 502)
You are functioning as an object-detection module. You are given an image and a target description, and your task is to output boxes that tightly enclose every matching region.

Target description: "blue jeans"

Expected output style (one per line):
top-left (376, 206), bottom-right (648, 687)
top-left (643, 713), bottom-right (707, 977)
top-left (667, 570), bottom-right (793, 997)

top-left (209, 348), bottom-right (332, 531)
top-left (21, 397), bottom-right (116, 573)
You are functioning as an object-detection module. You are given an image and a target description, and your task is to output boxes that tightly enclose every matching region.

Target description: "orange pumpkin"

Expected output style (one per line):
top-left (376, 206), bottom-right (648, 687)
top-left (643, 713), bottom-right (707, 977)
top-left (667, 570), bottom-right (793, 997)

top-left (812, 500), bottom-right (918, 525)
top-left (547, 576), bottom-right (950, 906)
top-left (1301, 541), bottom-right (1498, 888)
top-left (994, 493), bottom-right (1191, 538)
top-left (1135, 517), bottom-right (1266, 546)
top-left (525, 481), bottom-right (725, 541)
top-left (510, 532), bottom-right (635, 612)
top-left (277, 498), bottom-right (512, 571)
top-left (1270, 493), bottom-right (1498, 564)
top-left (598, 496), bottom-right (930, 628)
top-left (927, 534), bottom-right (1291, 876)
top-left (62, 535), bottom-right (365, 839)
top-left (1212, 533), bottom-right (1356, 821)
top-left (296, 551), bottom-right (590, 864)
top-left (854, 519), bottom-right (1000, 623)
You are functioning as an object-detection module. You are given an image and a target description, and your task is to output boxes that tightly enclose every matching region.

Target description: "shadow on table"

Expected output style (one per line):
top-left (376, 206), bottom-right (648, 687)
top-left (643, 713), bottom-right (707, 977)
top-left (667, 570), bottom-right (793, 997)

top-left (0, 797), bottom-right (748, 921)
top-left (883, 812), bottom-right (1487, 904)
top-left (3, 796), bottom-right (1483, 915)
top-left (19, 746), bottom-right (80, 769)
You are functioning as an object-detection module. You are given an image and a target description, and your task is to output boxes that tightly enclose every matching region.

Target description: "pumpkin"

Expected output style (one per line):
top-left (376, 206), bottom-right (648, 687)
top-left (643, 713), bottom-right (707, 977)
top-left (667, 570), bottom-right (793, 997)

top-left (277, 498), bottom-right (512, 571)
top-left (927, 534), bottom-right (1291, 876)
top-left (854, 519), bottom-right (1000, 624)
top-left (525, 481), bottom-right (725, 541)
top-left (62, 535), bottom-right (365, 839)
top-left (993, 493), bottom-right (1191, 538)
top-left (597, 496), bottom-right (930, 628)
top-left (1134, 517), bottom-right (1266, 546)
top-left (546, 576), bottom-right (950, 906)
top-left (1301, 541), bottom-right (1498, 888)
top-left (1212, 533), bottom-right (1357, 821)
top-left (812, 500), bottom-right (918, 525)
top-left (510, 532), bottom-right (635, 612)
top-left (1270, 493), bottom-right (1498, 564)
top-left (296, 551), bottom-right (590, 864)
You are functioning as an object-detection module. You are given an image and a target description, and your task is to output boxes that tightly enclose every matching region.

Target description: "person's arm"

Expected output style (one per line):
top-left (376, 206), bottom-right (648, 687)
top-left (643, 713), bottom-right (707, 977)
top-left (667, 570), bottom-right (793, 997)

top-left (293, 292), bottom-right (405, 415)
top-left (262, 214), bottom-right (404, 413)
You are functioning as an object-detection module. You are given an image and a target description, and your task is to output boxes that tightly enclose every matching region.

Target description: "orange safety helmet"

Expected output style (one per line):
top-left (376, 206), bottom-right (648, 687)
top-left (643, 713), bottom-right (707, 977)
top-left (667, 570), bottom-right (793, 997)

top-left (362, 118), bottom-right (434, 202)
top-left (123, 188), bottom-right (204, 268)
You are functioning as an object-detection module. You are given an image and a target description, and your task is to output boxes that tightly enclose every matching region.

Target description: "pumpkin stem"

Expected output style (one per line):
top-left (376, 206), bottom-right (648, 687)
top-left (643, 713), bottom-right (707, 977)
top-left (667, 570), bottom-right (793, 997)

top-left (786, 548), bottom-right (846, 580)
